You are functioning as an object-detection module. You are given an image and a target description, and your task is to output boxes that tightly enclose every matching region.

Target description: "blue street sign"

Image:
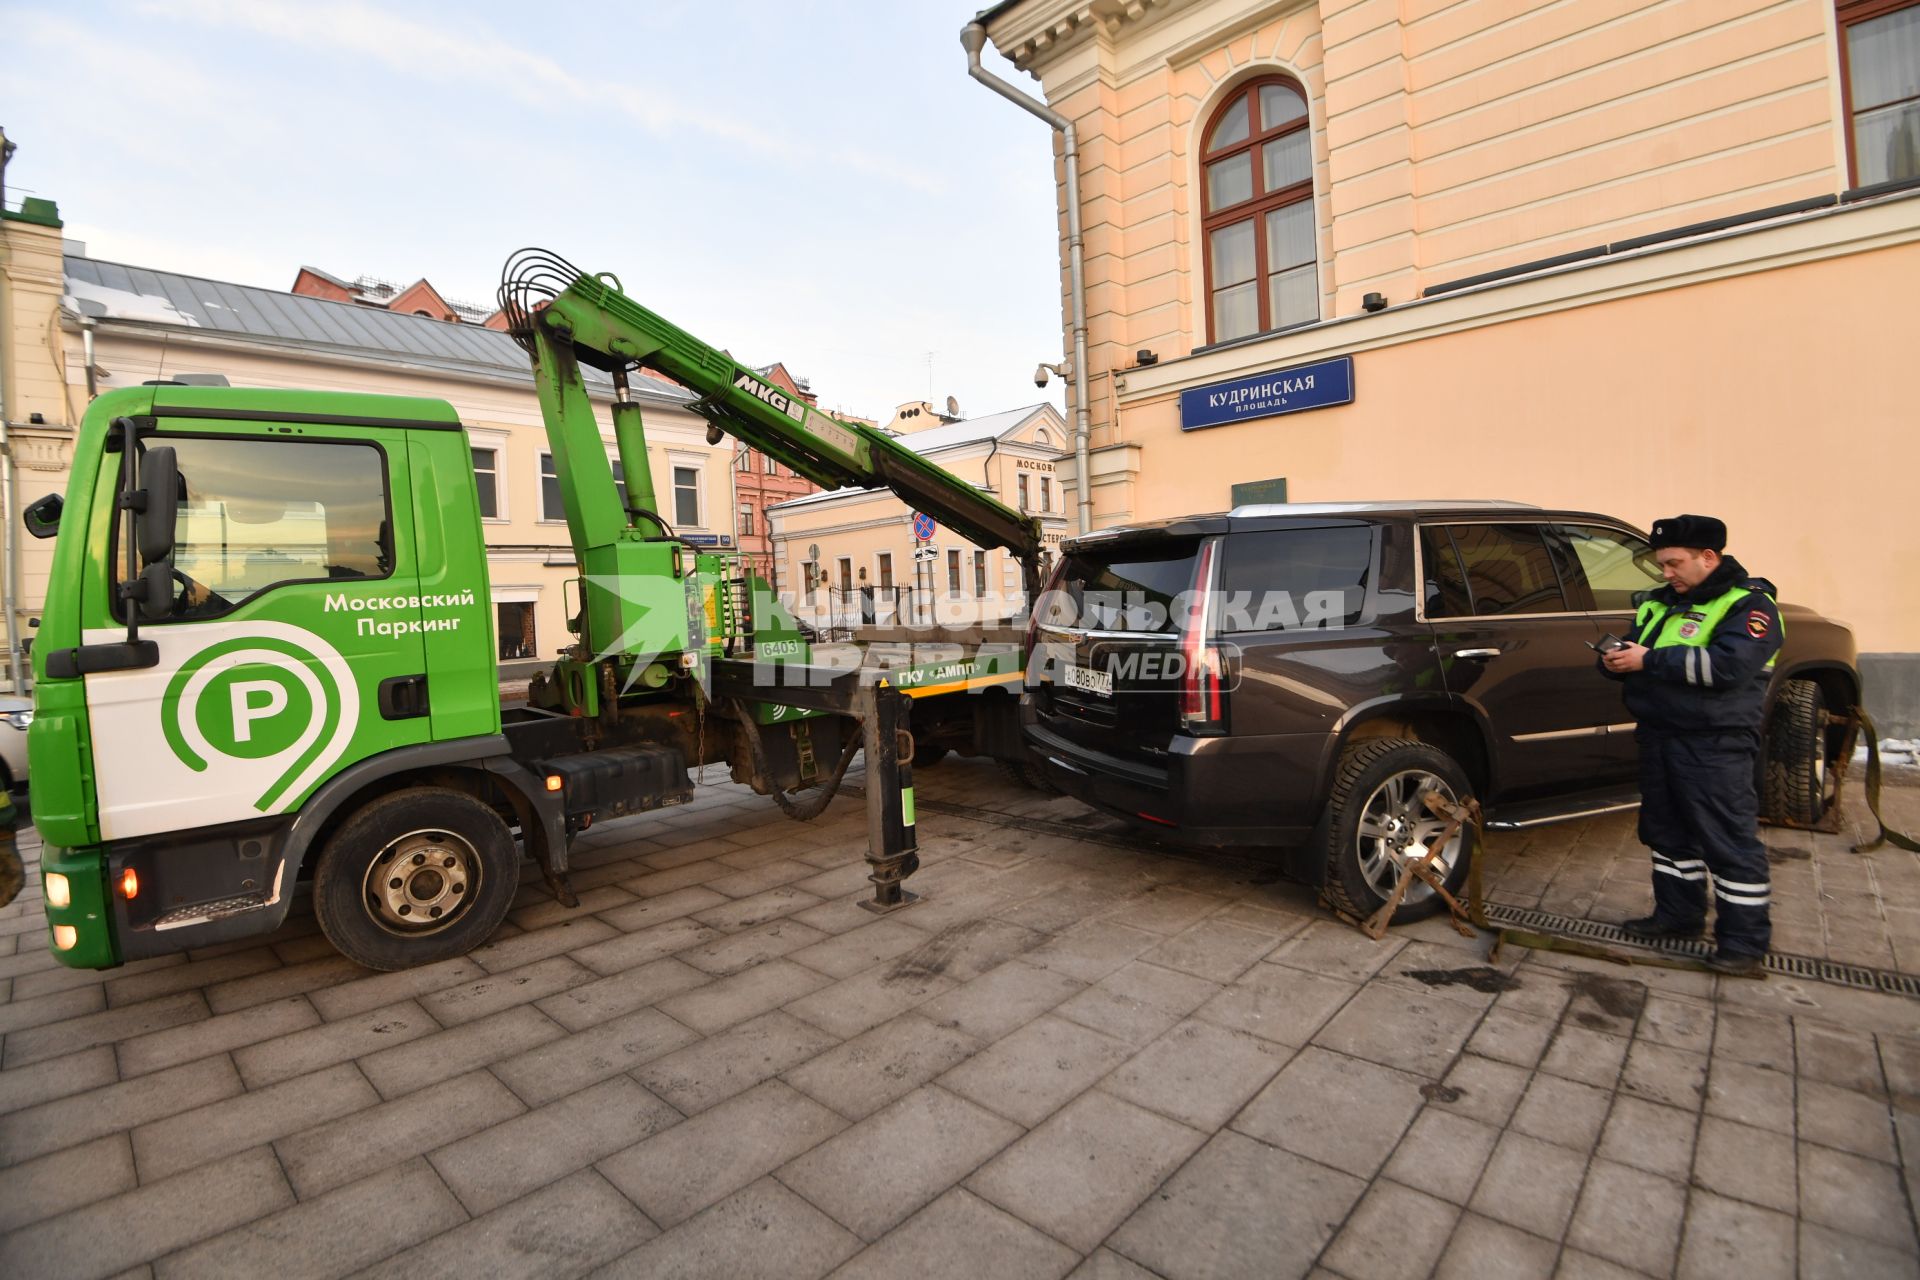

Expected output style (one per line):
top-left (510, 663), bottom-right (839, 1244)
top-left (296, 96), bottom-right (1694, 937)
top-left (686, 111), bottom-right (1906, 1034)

top-left (912, 512), bottom-right (936, 540)
top-left (1180, 355), bottom-right (1354, 431)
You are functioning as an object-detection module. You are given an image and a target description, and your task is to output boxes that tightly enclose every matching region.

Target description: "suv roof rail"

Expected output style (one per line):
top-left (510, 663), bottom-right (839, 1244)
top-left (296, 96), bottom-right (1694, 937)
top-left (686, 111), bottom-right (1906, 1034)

top-left (1227, 499), bottom-right (1543, 518)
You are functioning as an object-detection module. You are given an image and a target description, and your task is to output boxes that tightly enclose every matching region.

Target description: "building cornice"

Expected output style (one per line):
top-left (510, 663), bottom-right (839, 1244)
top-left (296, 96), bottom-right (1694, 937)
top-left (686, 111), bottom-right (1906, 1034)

top-left (984, 0), bottom-right (1191, 74)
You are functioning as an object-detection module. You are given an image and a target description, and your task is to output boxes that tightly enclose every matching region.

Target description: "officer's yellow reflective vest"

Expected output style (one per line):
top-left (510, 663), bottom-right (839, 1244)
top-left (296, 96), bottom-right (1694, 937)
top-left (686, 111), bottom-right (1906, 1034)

top-left (1632, 584), bottom-right (1780, 671)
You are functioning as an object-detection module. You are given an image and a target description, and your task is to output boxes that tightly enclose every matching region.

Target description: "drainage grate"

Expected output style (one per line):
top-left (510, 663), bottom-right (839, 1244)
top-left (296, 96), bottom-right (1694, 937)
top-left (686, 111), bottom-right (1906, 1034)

top-left (1482, 903), bottom-right (1920, 1000)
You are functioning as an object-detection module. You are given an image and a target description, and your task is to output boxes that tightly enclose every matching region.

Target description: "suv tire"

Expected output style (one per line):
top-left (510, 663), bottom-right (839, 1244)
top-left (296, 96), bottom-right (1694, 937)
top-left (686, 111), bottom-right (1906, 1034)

top-left (1764, 678), bottom-right (1829, 826)
top-left (998, 759), bottom-right (1061, 794)
top-left (314, 787), bottom-right (519, 971)
top-left (1320, 738), bottom-right (1476, 924)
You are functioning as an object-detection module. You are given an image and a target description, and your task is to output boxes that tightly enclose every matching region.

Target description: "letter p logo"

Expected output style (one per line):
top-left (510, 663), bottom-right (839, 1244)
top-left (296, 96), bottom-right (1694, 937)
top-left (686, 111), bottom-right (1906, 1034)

top-left (230, 680), bottom-right (289, 744)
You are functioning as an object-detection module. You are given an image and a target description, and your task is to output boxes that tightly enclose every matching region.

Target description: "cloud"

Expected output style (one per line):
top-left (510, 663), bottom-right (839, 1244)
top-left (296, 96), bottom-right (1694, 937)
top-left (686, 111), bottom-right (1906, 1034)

top-left (132, 0), bottom-right (943, 190)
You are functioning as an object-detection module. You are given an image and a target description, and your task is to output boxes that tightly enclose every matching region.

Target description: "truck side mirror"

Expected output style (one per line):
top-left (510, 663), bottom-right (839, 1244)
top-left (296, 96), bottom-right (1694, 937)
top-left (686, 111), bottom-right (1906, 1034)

top-left (134, 561), bottom-right (175, 621)
top-left (138, 447), bottom-right (179, 565)
top-left (22, 493), bottom-right (62, 539)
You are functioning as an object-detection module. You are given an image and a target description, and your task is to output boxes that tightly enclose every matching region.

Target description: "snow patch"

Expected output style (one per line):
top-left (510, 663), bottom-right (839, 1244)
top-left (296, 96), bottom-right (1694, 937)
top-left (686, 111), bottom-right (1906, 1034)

top-left (1853, 738), bottom-right (1920, 767)
top-left (63, 278), bottom-right (200, 327)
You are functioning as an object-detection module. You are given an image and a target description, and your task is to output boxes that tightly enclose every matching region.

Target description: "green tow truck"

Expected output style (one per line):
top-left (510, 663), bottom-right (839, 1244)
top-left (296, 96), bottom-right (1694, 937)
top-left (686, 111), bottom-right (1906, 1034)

top-left (25, 250), bottom-right (1043, 971)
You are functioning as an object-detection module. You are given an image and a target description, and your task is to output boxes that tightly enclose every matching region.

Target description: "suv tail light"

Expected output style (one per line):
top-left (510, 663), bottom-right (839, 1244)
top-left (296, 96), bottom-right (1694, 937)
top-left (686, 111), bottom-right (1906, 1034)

top-left (1179, 539), bottom-right (1225, 733)
top-left (1023, 556), bottom-right (1065, 669)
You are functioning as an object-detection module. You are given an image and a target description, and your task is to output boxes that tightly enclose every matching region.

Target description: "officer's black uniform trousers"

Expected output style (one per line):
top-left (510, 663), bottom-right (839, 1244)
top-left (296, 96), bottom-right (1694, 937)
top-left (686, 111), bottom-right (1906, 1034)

top-left (1636, 728), bottom-right (1771, 956)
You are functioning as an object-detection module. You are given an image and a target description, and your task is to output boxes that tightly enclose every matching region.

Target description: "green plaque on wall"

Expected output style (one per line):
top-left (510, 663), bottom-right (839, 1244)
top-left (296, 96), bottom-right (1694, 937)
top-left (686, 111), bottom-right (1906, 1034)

top-left (1230, 477), bottom-right (1288, 506)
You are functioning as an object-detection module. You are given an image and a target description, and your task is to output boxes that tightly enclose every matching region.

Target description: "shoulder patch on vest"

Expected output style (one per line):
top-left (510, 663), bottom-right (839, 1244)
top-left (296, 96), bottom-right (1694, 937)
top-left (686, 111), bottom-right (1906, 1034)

top-left (1746, 610), bottom-right (1771, 639)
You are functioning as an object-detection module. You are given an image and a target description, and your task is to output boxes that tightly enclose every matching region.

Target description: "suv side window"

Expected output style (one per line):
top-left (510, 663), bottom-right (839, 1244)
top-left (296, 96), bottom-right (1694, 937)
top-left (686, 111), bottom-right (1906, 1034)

top-left (1553, 524), bottom-right (1661, 612)
top-left (1218, 526), bottom-right (1374, 629)
top-left (1425, 523), bottom-right (1570, 617)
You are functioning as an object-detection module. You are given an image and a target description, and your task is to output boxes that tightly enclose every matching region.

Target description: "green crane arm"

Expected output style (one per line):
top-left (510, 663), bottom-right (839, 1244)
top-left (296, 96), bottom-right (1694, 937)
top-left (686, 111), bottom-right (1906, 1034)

top-left (499, 250), bottom-right (1045, 596)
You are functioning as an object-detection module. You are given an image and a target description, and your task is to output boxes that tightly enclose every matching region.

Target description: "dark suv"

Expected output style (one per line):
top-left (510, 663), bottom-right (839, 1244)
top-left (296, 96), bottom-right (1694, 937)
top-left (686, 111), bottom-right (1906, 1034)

top-left (1022, 502), bottom-right (1858, 921)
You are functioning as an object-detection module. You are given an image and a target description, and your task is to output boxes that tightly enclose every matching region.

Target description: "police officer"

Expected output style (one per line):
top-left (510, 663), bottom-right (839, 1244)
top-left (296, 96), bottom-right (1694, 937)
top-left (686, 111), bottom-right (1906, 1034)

top-left (1601, 514), bottom-right (1782, 976)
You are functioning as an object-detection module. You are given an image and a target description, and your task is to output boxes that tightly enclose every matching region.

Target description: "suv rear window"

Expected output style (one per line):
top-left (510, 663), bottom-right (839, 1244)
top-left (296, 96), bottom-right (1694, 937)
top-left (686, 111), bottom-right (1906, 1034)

top-left (1218, 526), bottom-right (1373, 629)
top-left (1053, 540), bottom-right (1199, 633)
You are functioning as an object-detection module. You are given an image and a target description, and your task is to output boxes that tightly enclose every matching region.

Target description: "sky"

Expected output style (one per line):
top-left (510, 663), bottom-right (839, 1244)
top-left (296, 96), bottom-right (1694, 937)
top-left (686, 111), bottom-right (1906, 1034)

top-left (2, 0), bottom-right (1067, 424)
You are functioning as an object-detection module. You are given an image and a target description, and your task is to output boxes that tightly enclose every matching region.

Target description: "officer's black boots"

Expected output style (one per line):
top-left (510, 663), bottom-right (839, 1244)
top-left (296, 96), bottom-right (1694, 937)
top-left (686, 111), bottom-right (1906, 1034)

top-left (1622, 914), bottom-right (1706, 941)
top-left (1706, 951), bottom-right (1765, 977)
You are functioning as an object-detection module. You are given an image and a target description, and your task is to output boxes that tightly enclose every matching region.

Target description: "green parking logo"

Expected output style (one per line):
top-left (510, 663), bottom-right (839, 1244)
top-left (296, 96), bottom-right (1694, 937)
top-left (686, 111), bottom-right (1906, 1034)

top-left (161, 631), bottom-right (350, 812)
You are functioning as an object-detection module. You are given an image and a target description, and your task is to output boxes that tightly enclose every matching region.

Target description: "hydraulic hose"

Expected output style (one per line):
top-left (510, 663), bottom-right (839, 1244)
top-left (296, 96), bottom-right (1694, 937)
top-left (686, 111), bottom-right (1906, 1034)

top-left (728, 699), bottom-right (863, 821)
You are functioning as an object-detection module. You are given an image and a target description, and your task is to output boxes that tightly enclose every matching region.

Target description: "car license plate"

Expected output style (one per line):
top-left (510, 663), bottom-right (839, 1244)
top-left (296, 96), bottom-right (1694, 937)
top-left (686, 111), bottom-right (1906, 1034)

top-left (1064, 664), bottom-right (1112, 696)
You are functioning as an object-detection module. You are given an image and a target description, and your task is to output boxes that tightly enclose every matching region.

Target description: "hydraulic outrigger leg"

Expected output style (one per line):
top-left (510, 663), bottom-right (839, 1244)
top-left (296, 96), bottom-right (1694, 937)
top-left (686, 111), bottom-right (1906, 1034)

top-left (860, 682), bottom-right (919, 912)
top-left (709, 660), bottom-right (923, 911)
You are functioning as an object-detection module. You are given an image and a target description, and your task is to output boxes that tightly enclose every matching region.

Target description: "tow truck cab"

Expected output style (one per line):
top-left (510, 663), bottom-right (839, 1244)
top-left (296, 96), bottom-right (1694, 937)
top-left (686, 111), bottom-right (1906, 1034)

top-left (31, 386), bottom-right (504, 967)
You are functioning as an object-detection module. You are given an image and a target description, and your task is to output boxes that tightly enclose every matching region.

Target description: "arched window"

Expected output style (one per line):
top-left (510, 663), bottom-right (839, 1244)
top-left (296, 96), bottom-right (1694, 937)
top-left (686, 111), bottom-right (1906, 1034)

top-left (1200, 77), bottom-right (1317, 343)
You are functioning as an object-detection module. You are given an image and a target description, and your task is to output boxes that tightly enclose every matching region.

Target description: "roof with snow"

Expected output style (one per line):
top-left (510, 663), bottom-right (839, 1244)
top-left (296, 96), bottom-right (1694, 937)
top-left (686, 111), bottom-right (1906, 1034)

top-left (62, 256), bottom-right (692, 403)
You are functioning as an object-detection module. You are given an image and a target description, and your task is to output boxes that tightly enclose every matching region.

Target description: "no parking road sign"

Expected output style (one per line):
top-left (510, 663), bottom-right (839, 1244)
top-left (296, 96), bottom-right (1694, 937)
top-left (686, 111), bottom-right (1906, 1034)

top-left (911, 512), bottom-right (936, 541)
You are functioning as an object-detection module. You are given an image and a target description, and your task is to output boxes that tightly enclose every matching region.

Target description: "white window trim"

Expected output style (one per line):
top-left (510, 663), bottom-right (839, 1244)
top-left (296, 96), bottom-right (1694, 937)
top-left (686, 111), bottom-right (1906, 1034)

top-left (667, 452), bottom-right (707, 529)
top-left (537, 450), bottom-right (566, 524)
top-left (468, 427), bottom-right (510, 524)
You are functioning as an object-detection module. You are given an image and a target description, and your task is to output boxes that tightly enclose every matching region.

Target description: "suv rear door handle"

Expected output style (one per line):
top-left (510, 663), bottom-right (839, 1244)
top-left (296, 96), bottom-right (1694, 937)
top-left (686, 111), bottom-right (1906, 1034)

top-left (1453, 648), bottom-right (1502, 660)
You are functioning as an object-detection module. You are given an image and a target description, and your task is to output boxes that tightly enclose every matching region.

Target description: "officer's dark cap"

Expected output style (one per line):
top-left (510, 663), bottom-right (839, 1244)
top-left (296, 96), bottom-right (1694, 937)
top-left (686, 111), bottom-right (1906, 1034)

top-left (1648, 514), bottom-right (1726, 553)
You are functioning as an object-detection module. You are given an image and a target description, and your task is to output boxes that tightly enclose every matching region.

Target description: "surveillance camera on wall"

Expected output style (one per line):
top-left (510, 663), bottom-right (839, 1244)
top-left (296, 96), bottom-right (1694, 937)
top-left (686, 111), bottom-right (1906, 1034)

top-left (1034, 364), bottom-right (1050, 388)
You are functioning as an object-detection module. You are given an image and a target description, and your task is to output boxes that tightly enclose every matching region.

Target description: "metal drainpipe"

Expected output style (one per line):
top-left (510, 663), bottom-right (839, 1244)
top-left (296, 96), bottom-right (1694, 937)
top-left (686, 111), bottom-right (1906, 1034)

top-left (961, 22), bottom-right (1093, 536)
top-left (0, 249), bottom-right (20, 692)
top-left (81, 314), bottom-right (98, 401)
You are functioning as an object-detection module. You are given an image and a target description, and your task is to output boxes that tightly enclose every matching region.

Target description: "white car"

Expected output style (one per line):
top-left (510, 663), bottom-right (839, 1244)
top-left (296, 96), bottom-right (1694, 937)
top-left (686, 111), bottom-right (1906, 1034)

top-left (0, 694), bottom-right (29, 794)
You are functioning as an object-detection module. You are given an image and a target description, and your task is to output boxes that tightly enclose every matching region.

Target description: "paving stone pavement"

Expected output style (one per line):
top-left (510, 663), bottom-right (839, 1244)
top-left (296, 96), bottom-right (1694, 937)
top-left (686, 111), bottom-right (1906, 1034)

top-left (0, 759), bottom-right (1916, 1279)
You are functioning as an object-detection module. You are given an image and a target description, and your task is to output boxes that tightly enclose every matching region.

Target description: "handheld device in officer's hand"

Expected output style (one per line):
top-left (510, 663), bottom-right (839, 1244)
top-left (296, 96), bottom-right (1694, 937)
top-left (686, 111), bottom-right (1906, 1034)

top-left (1588, 634), bottom-right (1629, 653)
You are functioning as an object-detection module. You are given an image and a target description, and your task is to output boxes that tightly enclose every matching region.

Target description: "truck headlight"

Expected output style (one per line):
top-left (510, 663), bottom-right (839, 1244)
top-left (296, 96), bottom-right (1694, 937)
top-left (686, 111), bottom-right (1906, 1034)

top-left (2, 710), bottom-right (30, 730)
top-left (44, 872), bottom-right (70, 908)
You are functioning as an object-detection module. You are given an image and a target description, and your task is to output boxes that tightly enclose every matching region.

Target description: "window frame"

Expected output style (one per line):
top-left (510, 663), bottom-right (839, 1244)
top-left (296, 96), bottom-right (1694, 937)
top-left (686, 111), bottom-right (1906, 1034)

top-left (470, 445), bottom-right (503, 522)
top-left (538, 451), bottom-right (564, 523)
top-left (1414, 520), bottom-right (1586, 622)
top-left (1547, 523), bottom-right (1663, 615)
top-left (110, 430), bottom-right (399, 625)
top-left (1836, 0), bottom-right (1920, 188)
top-left (1199, 74), bottom-right (1319, 345)
top-left (946, 547), bottom-right (963, 598)
top-left (671, 464), bottom-right (702, 528)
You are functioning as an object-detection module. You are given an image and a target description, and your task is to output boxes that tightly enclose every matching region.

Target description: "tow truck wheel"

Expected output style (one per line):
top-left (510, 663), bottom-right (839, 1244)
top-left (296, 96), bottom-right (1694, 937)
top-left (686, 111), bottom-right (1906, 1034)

top-left (314, 787), bottom-right (518, 971)
top-left (1320, 738), bottom-right (1476, 925)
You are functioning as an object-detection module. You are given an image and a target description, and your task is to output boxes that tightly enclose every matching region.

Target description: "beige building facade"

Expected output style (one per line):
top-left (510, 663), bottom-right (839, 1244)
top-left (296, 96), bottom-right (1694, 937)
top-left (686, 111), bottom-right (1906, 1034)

top-left (769, 401), bottom-right (1070, 632)
top-left (0, 204), bottom-right (740, 685)
top-left (974, 0), bottom-right (1920, 727)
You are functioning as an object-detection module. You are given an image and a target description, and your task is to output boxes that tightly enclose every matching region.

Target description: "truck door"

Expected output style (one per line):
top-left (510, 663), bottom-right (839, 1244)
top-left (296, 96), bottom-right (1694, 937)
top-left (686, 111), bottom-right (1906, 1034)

top-left (83, 422), bottom-right (432, 843)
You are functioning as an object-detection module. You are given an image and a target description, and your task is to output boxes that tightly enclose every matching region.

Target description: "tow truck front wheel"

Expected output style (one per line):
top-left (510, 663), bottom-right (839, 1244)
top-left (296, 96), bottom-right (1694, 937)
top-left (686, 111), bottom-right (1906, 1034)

top-left (314, 788), bottom-right (518, 971)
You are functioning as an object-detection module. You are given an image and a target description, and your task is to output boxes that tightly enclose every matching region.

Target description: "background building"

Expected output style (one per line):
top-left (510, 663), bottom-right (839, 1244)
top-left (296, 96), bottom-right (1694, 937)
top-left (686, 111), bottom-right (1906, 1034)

top-left (731, 362), bottom-right (831, 590)
top-left (769, 400), bottom-right (1068, 632)
top-left (974, 0), bottom-right (1920, 729)
top-left (0, 191), bottom-right (739, 685)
